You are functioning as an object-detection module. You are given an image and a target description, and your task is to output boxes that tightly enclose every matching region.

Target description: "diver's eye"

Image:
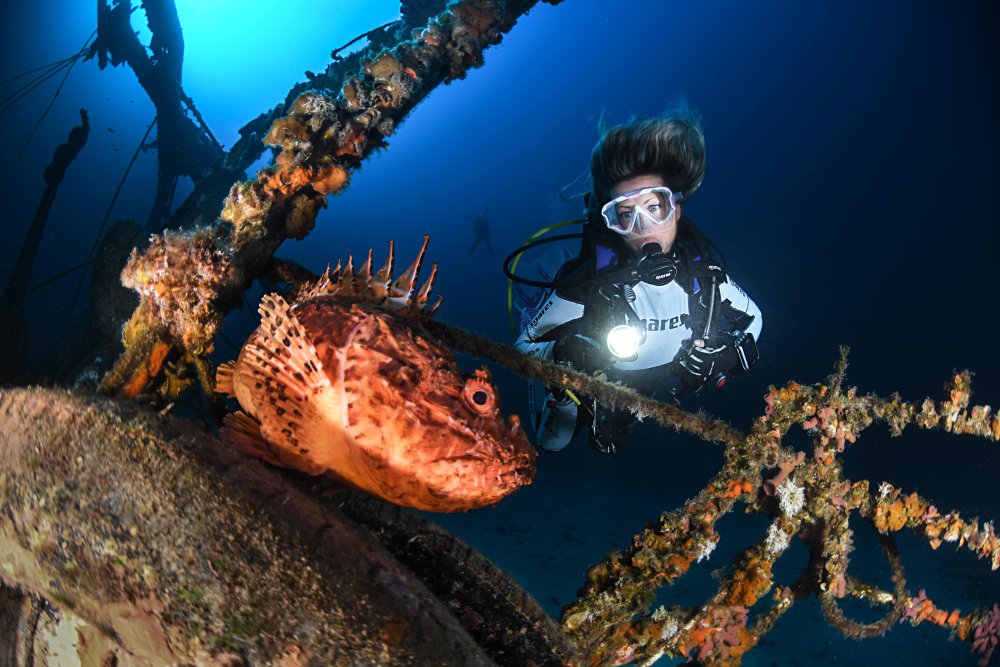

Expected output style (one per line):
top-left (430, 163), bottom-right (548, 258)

top-left (462, 376), bottom-right (497, 416)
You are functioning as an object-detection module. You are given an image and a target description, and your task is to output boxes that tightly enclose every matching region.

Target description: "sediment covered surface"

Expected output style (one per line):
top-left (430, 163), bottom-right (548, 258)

top-left (0, 387), bottom-right (571, 665)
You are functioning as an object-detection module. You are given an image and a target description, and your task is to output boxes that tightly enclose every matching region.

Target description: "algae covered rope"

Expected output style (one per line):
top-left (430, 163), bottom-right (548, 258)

top-left (425, 319), bottom-right (744, 447)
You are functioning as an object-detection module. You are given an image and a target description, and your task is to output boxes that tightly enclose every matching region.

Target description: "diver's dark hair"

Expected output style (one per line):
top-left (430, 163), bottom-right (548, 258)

top-left (581, 105), bottom-right (725, 268)
top-left (588, 105), bottom-right (706, 208)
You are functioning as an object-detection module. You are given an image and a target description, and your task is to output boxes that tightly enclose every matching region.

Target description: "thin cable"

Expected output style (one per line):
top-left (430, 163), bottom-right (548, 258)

top-left (0, 32), bottom-right (95, 114)
top-left (17, 33), bottom-right (96, 161)
top-left (0, 49), bottom-right (86, 86)
top-left (0, 61), bottom-right (73, 113)
top-left (331, 20), bottom-right (401, 60)
top-left (27, 258), bottom-right (97, 294)
top-left (166, 69), bottom-right (222, 150)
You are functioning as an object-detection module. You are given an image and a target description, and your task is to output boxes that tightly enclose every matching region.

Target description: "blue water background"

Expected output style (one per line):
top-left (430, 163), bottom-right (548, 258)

top-left (2, 1), bottom-right (999, 664)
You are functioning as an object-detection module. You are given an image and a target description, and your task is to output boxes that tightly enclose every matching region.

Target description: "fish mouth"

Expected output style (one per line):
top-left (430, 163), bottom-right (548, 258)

top-left (512, 459), bottom-right (537, 481)
top-left (498, 438), bottom-right (537, 486)
top-left (497, 459), bottom-right (536, 491)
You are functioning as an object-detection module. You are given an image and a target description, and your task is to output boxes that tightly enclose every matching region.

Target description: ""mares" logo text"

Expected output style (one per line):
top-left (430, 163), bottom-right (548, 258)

top-left (639, 316), bottom-right (683, 331)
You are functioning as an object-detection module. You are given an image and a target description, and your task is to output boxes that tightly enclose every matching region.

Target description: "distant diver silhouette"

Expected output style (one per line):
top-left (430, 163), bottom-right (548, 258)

top-left (466, 206), bottom-right (495, 256)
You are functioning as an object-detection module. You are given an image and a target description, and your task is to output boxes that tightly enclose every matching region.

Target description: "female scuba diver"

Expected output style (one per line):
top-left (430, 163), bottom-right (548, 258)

top-left (513, 111), bottom-right (763, 455)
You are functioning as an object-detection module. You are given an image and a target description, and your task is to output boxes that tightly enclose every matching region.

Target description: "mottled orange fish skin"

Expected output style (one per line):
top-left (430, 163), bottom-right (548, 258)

top-left (305, 298), bottom-right (535, 512)
top-left (228, 296), bottom-right (535, 512)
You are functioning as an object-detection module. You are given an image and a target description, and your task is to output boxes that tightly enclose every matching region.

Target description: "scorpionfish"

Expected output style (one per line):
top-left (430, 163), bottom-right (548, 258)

top-left (215, 237), bottom-right (536, 512)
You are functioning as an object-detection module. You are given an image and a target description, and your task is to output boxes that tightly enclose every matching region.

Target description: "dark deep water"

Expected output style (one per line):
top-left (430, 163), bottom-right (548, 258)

top-left (2, 1), bottom-right (999, 664)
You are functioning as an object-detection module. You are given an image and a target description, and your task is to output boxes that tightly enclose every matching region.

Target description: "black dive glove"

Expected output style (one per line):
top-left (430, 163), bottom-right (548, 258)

top-left (552, 333), bottom-right (612, 372)
top-left (678, 331), bottom-right (759, 389)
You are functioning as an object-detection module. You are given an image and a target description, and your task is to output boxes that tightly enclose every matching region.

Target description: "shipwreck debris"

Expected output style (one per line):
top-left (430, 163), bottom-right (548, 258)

top-left (0, 386), bottom-right (576, 665)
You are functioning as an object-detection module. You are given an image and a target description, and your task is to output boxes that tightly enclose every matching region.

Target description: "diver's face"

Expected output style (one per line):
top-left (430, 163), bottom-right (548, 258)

top-left (610, 174), bottom-right (680, 253)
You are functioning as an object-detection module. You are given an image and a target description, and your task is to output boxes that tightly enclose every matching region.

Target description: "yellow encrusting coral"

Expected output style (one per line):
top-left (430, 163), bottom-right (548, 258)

top-left (120, 226), bottom-right (237, 354)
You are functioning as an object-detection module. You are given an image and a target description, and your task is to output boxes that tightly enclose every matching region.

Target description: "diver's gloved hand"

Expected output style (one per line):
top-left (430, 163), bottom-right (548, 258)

top-left (678, 339), bottom-right (740, 389)
top-left (679, 331), bottom-right (760, 390)
top-left (552, 333), bottom-right (611, 372)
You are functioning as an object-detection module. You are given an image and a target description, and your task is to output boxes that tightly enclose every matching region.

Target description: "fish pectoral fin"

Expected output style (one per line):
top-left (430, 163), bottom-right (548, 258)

top-left (241, 293), bottom-right (342, 476)
top-left (220, 410), bottom-right (288, 467)
top-left (214, 360), bottom-right (238, 397)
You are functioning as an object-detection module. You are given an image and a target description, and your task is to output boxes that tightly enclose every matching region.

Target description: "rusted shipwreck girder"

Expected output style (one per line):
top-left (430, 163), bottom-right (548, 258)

top-left (100, 0), bottom-right (560, 399)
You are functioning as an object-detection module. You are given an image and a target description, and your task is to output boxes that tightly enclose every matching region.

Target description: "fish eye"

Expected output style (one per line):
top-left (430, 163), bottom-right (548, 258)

top-left (462, 375), bottom-right (497, 416)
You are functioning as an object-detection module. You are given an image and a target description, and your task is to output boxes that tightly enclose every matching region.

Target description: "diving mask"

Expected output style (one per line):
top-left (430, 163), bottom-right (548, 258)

top-left (600, 186), bottom-right (677, 236)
